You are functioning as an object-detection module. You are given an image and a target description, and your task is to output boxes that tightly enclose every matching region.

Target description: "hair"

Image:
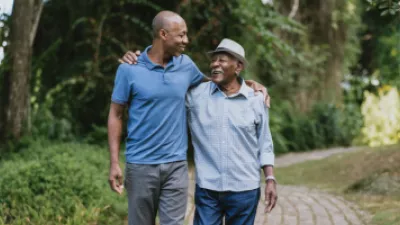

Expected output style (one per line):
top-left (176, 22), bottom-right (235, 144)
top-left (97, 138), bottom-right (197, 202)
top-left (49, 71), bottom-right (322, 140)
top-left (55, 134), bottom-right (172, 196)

top-left (152, 11), bottom-right (182, 38)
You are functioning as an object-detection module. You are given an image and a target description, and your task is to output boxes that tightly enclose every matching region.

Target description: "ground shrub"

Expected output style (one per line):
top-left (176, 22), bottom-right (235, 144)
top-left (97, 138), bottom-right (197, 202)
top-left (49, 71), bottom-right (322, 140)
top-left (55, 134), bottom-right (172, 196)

top-left (270, 101), bottom-right (362, 153)
top-left (347, 171), bottom-right (400, 195)
top-left (0, 142), bottom-right (127, 224)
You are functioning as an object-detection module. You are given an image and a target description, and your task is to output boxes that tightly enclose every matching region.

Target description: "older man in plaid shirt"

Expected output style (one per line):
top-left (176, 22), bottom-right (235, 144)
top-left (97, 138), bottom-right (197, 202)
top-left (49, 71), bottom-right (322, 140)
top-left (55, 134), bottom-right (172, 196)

top-left (186, 38), bottom-right (277, 225)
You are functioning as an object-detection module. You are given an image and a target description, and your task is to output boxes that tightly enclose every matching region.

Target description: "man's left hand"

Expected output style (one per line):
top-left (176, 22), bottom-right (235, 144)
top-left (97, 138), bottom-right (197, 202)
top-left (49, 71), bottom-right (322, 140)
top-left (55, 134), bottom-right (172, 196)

top-left (245, 80), bottom-right (270, 108)
top-left (264, 180), bottom-right (277, 213)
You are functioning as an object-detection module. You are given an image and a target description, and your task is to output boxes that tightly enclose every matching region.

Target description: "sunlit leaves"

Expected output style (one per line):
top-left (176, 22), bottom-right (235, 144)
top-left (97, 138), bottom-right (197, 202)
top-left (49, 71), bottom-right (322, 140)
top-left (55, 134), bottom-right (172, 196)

top-left (367, 0), bottom-right (400, 16)
top-left (361, 87), bottom-right (400, 146)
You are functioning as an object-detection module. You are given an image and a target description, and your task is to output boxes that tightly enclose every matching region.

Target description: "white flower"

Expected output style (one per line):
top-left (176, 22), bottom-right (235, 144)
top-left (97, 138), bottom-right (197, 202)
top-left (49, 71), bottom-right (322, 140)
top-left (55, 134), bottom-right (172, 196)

top-left (261, 0), bottom-right (274, 6)
top-left (371, 79), bottom-right (380, 86)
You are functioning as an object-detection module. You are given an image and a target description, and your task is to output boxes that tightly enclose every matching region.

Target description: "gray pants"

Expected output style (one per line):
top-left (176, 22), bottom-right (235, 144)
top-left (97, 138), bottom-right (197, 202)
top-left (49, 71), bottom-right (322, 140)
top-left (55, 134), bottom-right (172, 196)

top-left (125, 161), bottom-right (189, 225)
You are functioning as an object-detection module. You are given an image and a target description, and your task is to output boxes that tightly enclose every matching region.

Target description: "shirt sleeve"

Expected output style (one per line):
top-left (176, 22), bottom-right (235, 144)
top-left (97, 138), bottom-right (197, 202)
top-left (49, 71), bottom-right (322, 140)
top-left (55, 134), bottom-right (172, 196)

top-left (111, 64), bottom-right (132, 105)
top-left (185, 92), bottom-right (191, 110)
top-left (256, 96), bottom-right (275, 167)
top-left (190, 61), bottom-right (206, 88)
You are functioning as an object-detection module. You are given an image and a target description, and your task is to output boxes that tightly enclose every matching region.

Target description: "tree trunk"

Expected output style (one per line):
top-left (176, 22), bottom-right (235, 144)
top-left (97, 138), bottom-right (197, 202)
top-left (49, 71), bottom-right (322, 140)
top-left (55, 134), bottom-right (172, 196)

top-left (318, 1), bottom-right (346, 104)
top-left (1, 0), bottom-right (43, 142)
top-left (280, 0), bottom-right (347, 107)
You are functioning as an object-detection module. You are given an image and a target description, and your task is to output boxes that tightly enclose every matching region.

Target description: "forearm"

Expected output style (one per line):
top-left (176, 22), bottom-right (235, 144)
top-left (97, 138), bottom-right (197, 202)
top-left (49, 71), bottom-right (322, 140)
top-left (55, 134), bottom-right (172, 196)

top-left (108, 112), bottom-right (123, 166)
top-left (202, 76), bottom-right (211, 82)
top-left (262, 165), bottom-right (274, 177)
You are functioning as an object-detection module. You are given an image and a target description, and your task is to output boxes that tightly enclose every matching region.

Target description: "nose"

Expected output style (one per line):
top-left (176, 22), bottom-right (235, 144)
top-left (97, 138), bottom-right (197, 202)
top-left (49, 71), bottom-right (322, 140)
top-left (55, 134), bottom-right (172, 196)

top-left (183, 35), bottom-right (189, 45)
top-left (210, 59), bottom-right (219, 69)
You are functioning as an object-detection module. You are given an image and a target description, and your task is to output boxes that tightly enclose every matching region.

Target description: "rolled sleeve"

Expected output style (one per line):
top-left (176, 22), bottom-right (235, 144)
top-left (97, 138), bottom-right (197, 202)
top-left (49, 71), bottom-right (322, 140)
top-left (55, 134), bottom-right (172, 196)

top-left (190, 62), bottom-right (205, 87)
top-left (257, 101), bottom-right (275, 167)
top-left (111, 64), bottom-right (131, 105)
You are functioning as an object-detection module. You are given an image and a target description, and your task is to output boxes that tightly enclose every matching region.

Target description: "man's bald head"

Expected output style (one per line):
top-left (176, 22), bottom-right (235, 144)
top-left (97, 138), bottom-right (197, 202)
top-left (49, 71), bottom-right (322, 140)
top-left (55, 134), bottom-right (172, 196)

top-left (152, 11), bottom-right (185, 38)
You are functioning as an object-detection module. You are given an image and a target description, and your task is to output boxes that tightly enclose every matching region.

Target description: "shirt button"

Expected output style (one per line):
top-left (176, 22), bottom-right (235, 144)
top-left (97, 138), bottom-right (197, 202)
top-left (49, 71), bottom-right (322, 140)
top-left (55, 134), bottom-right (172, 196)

top-left (222, 141), bottom-right (225, 144)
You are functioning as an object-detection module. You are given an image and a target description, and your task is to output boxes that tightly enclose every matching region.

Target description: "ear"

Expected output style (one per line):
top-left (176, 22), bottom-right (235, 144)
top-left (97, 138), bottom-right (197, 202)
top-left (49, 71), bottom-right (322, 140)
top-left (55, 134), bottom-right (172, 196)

top-left (160, 29), bottom-right (168, 40)
top-left (235, 61), bottom-right (244, 75)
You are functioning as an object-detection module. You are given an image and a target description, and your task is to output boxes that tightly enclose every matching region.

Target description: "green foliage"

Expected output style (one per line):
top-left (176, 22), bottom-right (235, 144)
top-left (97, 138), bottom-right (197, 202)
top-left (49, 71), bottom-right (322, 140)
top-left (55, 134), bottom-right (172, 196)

top-left (270, 101), bottom-right (363, 153)
top-left (30, 0), bottom-right (336, 148)
top-left (359, 0), bottom-right (400, 89)
top-left (367, 0), bottom-right (400, 16)
top-left (31, 106), bottom-right (74, 141)
top-left (0, 142), bottom-right (127, 224)
top-left (84, 125), bottom-right (109, 146)
top-left (375, 26), bottom-right (400, 88)
top-left (31, 0), bottom-right (167, 134)
top-left (0, 0), bottom-right (377, 153)
top-left (233, 0), bottom-right (315, 88)
top-left (342, 0), bottom-right (364, 71)
top-left (178, 0), bottom-right (315, 89)
top-left (268, 103), bottom-right (290, 154)
top-left (342, 74), bottom-right (379, 105)
top-left (340, 103), bottom-right (365, 144)
top-left (30, 72), bottom-right (75, 141)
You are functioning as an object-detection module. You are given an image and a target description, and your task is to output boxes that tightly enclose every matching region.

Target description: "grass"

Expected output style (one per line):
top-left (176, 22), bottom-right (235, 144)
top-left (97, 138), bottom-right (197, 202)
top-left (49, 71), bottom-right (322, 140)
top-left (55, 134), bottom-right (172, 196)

top-left (275, 144), bottom-right (400, 225)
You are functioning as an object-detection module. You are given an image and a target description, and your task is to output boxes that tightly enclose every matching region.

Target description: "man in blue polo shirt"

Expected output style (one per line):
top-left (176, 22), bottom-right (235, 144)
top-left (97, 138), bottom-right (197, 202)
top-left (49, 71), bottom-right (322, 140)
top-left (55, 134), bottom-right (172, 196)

top-left (108, 11), bottom-right (204, 225)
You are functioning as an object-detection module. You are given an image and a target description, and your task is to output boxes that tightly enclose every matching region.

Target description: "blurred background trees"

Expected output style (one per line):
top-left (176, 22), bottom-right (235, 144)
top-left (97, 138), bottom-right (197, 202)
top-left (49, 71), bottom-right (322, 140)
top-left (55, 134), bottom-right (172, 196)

top-left (0, 0), bottom-right (398, 151)
top-left (0, 0), bottom-right (399, 224)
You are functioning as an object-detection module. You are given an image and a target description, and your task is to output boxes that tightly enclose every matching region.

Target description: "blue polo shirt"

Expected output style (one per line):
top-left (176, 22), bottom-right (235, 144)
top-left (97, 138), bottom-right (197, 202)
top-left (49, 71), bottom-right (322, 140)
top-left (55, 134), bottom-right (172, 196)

top-left (111, 46), bottom-right (204, 164)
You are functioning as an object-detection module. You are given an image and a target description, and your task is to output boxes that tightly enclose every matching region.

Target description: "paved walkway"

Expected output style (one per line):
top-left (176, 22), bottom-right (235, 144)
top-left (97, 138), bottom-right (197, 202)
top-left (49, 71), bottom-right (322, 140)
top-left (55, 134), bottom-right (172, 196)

top-left (274, 146), bottom-right (366, 168)
top-left (184, 147), bottom-right (372, 225)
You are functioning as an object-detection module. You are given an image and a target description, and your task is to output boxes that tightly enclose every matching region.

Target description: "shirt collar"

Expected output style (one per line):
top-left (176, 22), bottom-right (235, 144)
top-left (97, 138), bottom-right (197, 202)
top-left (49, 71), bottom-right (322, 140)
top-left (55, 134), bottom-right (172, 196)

top-left (210, 77), bottom-right (254, 99)
top-left (142, 45), bottom-right (177, 70)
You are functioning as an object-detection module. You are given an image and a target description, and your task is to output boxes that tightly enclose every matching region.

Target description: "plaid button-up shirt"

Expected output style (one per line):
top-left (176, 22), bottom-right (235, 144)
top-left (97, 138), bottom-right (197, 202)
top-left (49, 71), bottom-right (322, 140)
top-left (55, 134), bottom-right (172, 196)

top-left (186, 80), bottom-right (274, 192)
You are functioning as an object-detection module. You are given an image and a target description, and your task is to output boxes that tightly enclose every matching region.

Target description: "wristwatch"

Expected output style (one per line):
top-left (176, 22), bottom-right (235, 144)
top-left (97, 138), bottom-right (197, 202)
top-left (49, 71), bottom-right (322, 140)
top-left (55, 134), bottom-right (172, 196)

top-left (265, 176), bottom-right (277, 184)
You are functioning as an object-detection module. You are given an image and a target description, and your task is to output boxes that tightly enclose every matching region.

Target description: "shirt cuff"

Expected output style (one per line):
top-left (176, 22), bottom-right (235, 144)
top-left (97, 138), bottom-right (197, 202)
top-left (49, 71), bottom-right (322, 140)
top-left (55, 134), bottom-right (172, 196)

top-left (260, 152), bottom-right (275, 167)
top-left (111, 97), bottom-right (127, 105)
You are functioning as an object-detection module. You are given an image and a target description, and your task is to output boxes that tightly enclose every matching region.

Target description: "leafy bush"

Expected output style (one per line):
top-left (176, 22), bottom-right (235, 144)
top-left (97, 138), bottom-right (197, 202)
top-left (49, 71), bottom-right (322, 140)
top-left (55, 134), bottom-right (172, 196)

top-left (0, 142), bottom-right (126, 224)
top-left (339, 103), bottom-right (364, 145)
top-left (84, 125), bottom-right (109, 146)
top-left (270, 101), bottom-right (363, 153)
top-left (31, 106), bottom-right (74, 142)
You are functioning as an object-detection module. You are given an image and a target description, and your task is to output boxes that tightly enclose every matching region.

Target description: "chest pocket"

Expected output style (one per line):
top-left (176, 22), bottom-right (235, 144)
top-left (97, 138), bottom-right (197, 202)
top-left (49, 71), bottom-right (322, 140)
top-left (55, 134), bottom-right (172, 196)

top-left (228, 104), bottom-right (257, 135)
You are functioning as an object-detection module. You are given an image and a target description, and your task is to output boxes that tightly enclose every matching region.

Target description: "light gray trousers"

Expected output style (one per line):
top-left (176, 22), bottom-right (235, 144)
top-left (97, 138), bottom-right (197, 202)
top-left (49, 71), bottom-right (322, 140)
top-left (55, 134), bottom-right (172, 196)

top-left (125, 160), bottom-right (189, 225)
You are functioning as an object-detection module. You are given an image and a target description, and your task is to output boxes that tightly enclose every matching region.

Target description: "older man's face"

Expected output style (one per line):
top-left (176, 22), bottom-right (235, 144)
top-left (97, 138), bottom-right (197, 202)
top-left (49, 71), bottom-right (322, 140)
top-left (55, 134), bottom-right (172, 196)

top-left (210, 53), bottom-right (241, 85)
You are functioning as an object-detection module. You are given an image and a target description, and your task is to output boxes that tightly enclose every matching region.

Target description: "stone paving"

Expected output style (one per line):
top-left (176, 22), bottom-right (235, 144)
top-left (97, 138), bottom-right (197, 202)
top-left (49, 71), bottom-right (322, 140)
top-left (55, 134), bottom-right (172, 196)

top-left (184, 147), bottom-right (372, 225)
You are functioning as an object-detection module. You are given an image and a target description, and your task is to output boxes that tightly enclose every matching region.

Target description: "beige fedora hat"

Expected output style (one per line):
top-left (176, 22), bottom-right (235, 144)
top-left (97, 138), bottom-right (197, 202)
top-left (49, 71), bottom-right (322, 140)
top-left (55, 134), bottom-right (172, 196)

top-left (208, 38), bottom-right (248, 67)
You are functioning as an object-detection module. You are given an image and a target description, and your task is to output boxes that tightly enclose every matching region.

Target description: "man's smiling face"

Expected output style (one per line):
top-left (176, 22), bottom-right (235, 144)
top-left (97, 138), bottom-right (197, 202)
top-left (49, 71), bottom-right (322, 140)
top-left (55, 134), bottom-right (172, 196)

top-left (209, 52), bottom-right (243, 85)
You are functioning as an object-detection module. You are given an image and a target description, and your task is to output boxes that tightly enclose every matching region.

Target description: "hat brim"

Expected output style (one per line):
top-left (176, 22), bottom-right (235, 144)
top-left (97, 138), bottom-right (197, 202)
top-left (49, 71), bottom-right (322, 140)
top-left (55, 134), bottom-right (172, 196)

top-left (207, 48), bottom-right (248, 68)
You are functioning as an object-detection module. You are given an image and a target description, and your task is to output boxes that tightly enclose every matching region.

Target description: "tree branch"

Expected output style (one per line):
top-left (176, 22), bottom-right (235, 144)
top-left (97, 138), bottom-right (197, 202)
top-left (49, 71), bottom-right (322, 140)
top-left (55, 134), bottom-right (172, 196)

top-left (30, 0), bottom-right (44, 48)
top-left (288, 0), bottom-right (299, 19)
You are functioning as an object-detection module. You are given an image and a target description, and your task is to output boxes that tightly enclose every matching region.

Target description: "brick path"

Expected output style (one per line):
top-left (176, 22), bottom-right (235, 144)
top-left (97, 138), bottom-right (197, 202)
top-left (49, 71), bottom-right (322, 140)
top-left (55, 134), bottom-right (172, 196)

top-left (184, 147), bottom-right (372, 225)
